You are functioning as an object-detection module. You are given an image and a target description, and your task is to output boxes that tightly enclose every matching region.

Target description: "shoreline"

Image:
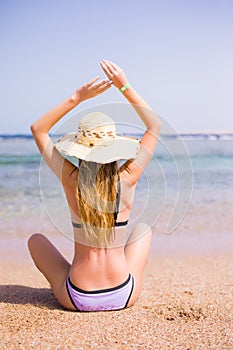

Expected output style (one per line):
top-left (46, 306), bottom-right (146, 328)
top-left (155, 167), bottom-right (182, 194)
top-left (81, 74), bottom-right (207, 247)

top-left (1, 229), bottom-right (233, 263)
top-left (1, 130), bottom-right (233, 137)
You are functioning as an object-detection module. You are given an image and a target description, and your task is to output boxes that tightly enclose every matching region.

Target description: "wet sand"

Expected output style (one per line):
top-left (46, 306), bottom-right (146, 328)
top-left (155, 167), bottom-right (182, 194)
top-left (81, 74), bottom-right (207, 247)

top-left (0, 232), bottom-right (233, 349)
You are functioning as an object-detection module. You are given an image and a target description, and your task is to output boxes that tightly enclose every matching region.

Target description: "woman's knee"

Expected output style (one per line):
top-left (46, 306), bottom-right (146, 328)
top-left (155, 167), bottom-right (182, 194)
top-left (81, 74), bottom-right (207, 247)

top-left (28, 233), bottom-right (45, 251)
top-left (125, 223), bottom-right (152, 279)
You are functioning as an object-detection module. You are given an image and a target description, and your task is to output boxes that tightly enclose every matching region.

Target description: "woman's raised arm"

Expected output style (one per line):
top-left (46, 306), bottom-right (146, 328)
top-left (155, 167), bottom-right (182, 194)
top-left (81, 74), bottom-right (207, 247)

top-left (30, 77), bottom-right (112, 154)
top-left (100, 60), bottom-right (162, 184)
top-left (30, 77), bottom-right (112, 180)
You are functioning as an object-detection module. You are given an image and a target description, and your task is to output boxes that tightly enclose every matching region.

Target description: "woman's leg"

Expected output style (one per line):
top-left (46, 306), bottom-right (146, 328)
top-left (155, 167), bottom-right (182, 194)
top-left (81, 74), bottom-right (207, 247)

top-left (124, 223), bottom-right (152, 307)
top-left (28, 233), bottom-right (76, 310)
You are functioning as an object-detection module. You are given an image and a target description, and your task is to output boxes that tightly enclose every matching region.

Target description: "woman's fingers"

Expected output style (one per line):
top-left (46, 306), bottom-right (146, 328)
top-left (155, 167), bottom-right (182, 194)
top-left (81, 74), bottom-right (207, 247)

top-left (86, 76), bottom-right (100, 87)
top-left (100, 60), bottom-right (114, 77)
top-left (100, 60), bottom-right (127, 88)
top-left (94, 80), bottom-right (112, 95)
top-left (107, 60), bottom-right (121, 72)
top-left (86, 61), bottom-right (122, 89)
top-left (103, 60), bottom-right (118, 73)
top-left (96, 79), bottom-right (113, 90)
top-left (93, 79), bottom-right (111, 89)
top-left (87, 76), bottom-right (112, 87)
top-left (82, 60), bottom-right (119, 98)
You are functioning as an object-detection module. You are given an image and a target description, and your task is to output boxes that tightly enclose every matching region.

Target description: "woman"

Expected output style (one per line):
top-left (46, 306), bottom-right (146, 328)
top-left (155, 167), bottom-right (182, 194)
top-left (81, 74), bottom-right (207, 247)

top-left (28, 60), bottom-right (161, 311)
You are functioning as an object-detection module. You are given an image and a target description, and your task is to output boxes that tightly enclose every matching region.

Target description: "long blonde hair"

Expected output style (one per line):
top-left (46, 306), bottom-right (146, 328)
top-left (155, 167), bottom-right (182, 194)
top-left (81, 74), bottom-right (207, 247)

top-left (75, 160), bottom-right (119, 247)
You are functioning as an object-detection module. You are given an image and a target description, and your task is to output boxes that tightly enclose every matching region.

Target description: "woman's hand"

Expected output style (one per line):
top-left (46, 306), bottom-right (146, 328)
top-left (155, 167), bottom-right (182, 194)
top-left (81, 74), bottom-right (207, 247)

top-left (71, 76), bottom-right (112, 103)
top-left (100, 60), bottom-right (128, 89)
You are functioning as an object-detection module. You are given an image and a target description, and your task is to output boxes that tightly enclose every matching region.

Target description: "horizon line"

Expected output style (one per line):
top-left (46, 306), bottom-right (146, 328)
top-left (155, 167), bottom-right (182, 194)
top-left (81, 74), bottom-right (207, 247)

top-left (1, 130), bottom-right (233, 137)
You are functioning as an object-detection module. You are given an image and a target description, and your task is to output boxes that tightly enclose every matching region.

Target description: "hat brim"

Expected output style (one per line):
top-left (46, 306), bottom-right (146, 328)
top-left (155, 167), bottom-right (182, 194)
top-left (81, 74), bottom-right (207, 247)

top-left (54, 132), bottom-right (140, 166)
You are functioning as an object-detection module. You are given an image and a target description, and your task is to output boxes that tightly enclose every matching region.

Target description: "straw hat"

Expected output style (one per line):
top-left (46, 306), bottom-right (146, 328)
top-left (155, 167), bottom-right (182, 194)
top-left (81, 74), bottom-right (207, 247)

top-left (54, 112), bottom-right (140, 165)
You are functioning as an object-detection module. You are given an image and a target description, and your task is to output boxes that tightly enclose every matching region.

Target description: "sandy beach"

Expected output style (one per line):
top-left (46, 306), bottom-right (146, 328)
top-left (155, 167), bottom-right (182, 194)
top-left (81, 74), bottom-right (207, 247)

top-left (1, 230), bottom-right (233, 350)
top-left (1, 135), bottom-right (233, 349)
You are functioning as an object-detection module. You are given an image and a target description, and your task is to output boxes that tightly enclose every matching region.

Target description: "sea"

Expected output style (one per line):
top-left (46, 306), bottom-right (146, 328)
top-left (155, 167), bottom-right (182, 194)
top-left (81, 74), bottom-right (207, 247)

top-left (1, 132), bottom-right (233, 255)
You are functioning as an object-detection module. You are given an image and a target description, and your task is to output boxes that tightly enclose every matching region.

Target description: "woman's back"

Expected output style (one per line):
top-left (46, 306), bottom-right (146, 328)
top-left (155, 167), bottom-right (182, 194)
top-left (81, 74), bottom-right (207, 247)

top-left (65, 169), bottom-right (136, 290)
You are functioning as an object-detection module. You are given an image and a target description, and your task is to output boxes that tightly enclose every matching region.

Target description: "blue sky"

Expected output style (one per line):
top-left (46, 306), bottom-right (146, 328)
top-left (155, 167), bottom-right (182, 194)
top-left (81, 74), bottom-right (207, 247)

top-left (0, 0), bottom-right (233, 133)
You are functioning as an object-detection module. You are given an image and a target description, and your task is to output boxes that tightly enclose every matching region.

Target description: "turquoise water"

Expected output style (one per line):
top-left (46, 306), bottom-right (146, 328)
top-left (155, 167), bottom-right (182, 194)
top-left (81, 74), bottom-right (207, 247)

top-left (0, 134), bottom-right (233, 238)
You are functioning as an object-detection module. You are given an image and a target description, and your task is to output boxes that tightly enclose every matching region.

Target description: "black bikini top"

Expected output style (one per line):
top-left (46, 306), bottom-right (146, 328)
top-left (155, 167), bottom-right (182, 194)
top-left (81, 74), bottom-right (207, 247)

top-left (113, 174), bottom-right (128, 226)
top-left (72, 175), bottom-right (128, 229)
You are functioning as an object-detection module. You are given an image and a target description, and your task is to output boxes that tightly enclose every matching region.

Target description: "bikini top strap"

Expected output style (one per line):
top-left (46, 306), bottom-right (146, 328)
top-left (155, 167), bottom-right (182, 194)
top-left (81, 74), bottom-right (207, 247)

top-left (114, 174), bottom-right (121, 221)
